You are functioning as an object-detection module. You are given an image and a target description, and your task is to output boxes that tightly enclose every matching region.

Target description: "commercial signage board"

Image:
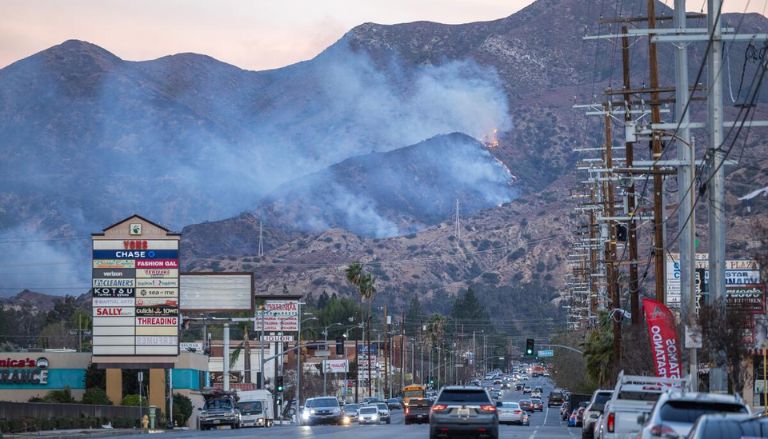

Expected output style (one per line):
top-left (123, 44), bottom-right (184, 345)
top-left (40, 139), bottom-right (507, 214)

top-left (179, 273), bottom-right (253, 312)
top-left (0, 356), bottom-right (49, 385)
top-left (726, 284), bottom-right (766, 313)
top-left (323, 359), bottom-right (349, 373)
top-left (537, 349), bottom-right (554, 357)
top-left (255, 300), bottom-right (299, 332)
top-left (665, 254), bottom-right (761, 308)
top-left (92, 217), bottom-right (179, 357)
top-left (260, 335), bottom-right (295, 342)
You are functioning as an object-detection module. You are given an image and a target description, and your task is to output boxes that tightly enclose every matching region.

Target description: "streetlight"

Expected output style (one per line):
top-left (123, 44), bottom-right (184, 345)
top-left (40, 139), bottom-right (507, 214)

top-left (322, 323), bottom-right (343, 395)
top-left (296, 315), bottom-right (317, 416)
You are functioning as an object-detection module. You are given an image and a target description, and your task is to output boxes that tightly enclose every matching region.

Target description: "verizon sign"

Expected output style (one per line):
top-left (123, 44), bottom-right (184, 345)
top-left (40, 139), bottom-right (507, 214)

top-left (255, 300), bottom-right (299, 332)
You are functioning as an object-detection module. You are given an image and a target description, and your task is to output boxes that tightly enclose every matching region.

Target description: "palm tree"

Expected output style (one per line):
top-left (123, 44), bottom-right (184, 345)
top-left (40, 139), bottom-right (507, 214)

top-left (346, 263), bottom-right (377, 396)
top-left (581, 312), bottom-right (614, 387)
top-left (425, 314), bottom-right (446, 386)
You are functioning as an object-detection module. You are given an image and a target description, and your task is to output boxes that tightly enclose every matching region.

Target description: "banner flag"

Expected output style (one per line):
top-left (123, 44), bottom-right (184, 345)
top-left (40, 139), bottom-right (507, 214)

top-left (642, 298), bottom-right (682, 379)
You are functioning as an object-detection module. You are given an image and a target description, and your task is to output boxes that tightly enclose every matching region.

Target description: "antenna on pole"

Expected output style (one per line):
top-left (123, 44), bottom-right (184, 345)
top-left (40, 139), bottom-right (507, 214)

top-left (258, 219), bottom-right (264, 257)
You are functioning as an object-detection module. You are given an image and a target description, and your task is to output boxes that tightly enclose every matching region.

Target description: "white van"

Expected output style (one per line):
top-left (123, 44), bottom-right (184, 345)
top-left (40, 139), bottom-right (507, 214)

top-left (236, 389), bottom-right (274, 428)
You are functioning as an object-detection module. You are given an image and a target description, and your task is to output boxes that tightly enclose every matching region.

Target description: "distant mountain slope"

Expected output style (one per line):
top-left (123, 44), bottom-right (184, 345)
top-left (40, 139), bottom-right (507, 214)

top-left (257, 133), bottom-right (516, 237)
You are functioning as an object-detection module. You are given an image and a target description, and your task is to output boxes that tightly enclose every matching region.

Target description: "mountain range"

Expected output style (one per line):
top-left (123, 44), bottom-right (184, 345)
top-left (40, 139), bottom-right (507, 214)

top-left (1, 0), bottom-right (767, 329)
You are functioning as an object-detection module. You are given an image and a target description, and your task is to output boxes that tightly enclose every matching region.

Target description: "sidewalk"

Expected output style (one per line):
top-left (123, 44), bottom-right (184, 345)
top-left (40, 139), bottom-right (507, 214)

top-left (3, 428), bottom-right (144, 438)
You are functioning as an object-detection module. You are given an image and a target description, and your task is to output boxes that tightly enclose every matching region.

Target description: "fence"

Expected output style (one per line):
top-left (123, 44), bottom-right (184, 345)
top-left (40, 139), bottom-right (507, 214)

top-left (0, 400), bottom-right (140, 420)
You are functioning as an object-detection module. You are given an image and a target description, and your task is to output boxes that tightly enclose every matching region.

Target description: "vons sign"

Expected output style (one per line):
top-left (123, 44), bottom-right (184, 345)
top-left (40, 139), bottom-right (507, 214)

top-left (0, 357), bottom-right (49, 385)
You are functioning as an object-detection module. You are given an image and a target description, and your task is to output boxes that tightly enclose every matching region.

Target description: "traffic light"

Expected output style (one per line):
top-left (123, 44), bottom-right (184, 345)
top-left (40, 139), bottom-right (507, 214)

top-left (525, 338), bottom-right (534, 357)
top-left (276, 376), bottom-right (284, 392)
top-left (336, 336), bottom-right (344, 355)
top-left (616, 224), bottom-right (628, 242)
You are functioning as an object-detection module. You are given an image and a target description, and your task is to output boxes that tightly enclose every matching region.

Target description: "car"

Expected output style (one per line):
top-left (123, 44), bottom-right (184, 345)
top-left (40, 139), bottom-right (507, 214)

top-left (531, 398), bottom-right (543, 411)
top-left (497, 401), bottom-right (526, 425)
top-left (490, 389), bottom-right (502, 400)
top-left (374, 402), bottom-right (392, 424)
top-left (429, 386), bottom-right (498, 439)
top-left (687, 413), bottom-right (768, 438)
top-left (637, 391), bottom-right (749, 439)
top-left (549, 391), bottom-right (565, 407)
top-left (302, 396), bottom-right (343, 425)
top-left (343, 403), bottom-right (360, 423)
top-left (531, 390), bottom-right (542, 399)
top-left (358, 405), bottom-right (381, 424)
top-left (523, 385), bottom-right (532, 394)
top-left (405, 398), bottom-right (432, 424)
top-left (362, 397), bottom-right (383, 405)
top-left (582, 389), bottom-right (613, 439)
top-left (198, 393), bottom-right (241, 430)
top-left (386, 398), bottom-right (402, 410)
top-left (519, 399), bottom-right (534, 412)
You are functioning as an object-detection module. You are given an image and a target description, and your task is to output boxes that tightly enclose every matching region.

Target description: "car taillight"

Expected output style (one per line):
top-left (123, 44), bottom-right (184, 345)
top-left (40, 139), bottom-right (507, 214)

top-left (650, 424), bottom-right (678, 437)
top-left (607, 412), bottom-right (615, 433)
top-left (405, 407), bottom-right (410, 415)
top-left (514, 410), bottom-right (522, 414)
top-left (431, 404), bottom-right (448, 413)
top-left (479, 404), bottom-right (496, 413)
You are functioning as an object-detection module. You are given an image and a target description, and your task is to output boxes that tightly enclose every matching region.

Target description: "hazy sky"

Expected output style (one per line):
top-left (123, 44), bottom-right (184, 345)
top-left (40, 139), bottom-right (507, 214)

top-left (1, 0), bottom-right (765, 71)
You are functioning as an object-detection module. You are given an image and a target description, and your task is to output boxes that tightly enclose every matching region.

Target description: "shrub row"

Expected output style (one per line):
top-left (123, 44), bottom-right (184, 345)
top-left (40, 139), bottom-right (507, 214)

top-left (0, 415), bottom-right (139, 433)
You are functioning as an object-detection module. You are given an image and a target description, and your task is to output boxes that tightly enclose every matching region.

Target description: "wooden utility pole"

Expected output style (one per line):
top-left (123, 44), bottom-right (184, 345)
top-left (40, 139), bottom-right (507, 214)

top-left (648, 0), bottom-right (666, 303)
top-left (603, 103), bottom-right (622, 370)
top-left (621, 26), bottom-right (641, 325)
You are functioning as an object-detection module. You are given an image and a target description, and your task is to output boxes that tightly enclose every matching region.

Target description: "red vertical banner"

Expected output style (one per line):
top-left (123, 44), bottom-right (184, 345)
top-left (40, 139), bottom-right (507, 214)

top-left (642, 298), bottom-right (682, 379)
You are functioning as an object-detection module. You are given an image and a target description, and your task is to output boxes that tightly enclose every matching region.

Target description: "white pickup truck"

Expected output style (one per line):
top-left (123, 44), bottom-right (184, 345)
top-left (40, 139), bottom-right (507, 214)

top-left (595, 372), bottom-right (686, 439)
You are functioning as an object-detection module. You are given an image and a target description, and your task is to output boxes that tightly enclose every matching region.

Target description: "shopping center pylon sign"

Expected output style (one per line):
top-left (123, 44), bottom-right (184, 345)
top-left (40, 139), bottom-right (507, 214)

top-left (642, 298), bottom-right (682, 379)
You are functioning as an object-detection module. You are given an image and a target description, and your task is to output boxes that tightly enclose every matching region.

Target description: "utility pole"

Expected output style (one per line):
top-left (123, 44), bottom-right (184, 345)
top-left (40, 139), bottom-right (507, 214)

top-left (604, 102), bottom-right (622, 373)
top-left (673, 0), bottom-right (697, 391)
top-left (383, 305), bottom-right (389, 399)
top-left (707, 0), bottom-right (727, 393)
top-left (648, 0), bottom-right (666, 303)
top-left (621, 26), bottom-right (641, 325)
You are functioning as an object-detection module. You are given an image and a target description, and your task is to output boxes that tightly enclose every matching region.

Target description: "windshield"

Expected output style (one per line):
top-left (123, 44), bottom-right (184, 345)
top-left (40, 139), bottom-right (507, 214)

top-left (205, 399), bottom-right (233, 410)
top-left (404, 389), bottom-right (425, 399)
top-left (377, 403), bottom-right (388, 410)
top-left (618, 391), bottom-right (662, 401)
top-left (344, 404), bottom-right (359, 411)
top-left (438, 390), bottom-right (491, 403)
top-left (590, 392), bottom-right (613, 411)
top-left (660, 401), bottom-right (747, 423)
top-left (237, 401), bottom-right (262, 415)
top-left (307, 398), bottom-right (338, 408)
top-left (359, 407), bottom-right (378, 414)
top-left (500, 402), bottom-right (520, 409)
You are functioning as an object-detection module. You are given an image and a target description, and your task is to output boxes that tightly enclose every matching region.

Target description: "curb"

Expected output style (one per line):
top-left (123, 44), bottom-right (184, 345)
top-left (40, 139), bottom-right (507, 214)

top-left (3, 429), bottom-right (143, 439)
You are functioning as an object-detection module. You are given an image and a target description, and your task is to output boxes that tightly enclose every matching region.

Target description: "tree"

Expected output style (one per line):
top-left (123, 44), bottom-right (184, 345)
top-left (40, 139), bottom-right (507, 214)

top-left (581, 311), bottom-right (614, 388)
top-left (171, 393), bottom-right (193, 427)
top-left (405, 296), bottom-right (423, 337)
top-left (698, 298), bottom-right (753, 394)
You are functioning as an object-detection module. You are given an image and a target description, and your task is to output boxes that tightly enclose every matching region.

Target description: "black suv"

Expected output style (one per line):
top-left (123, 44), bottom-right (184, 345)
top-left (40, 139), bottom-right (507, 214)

top-left (429, 386), bottom-right (498, 439)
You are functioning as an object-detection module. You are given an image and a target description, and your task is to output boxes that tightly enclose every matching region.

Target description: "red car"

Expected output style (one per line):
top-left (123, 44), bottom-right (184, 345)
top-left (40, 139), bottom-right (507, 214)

top-left (519, 399), bottom-right (534, 412)
top-left (531, 398), bottom-right (543, 411)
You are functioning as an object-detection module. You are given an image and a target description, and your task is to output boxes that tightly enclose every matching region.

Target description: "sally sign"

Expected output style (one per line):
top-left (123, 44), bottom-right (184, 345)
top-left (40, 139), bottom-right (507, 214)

top-left (642, 298), bottom-right (682, 379)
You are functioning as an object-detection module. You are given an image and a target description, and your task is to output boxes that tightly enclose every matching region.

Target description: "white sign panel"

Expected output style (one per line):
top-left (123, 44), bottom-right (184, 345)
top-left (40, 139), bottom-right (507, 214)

top-left (93, 298), bottom-right (135, 307)
top-left (136, 288), bottom-right (178, 298)
top-left (92, 316), bottom-right (135, 327)
top-left (180, 342), bottom-right (204, 352)
top-left (93, 326), bottom-right (135, 336)
top-left (93, 240), bottom-right (180, 250)
top-left (324, 359), bottom-right (349, 373)
top-left (255, 300), bottom-right (299, 332)
top-left (136, 278), bottom-right (179, 288)
top-left (136, 268), bottom-right (179, 279)
top-left (93, 307), bottom-right (135, 317)
top-left (93, 260), bottom-right (135, 269)
top-left (260, 335), bottom-right (295, 342)
top-left (135, 297), bottom-right (178, 307)
top-left (93, 346), bottom-right (135, 355)
top-left (92, 336), bottom-right (135, 346)
top-left (136, 336), bottom-right (178, 346)
top-left (93, 278), bottom-right (135, 288)
top-left (136, 316), bottom-right (178, 326)
top-left (666, 253), bottom-right (761, 308)
top-left (179, 273), bottom-right (252, 311)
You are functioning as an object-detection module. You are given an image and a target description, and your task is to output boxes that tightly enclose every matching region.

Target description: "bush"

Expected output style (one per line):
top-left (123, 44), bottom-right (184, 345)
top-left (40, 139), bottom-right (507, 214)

top-left (41, 387), bottom-right (76, 403)
top-left (172, 393), bottom-right (193, 427)
top-left (121, 394), bottom-right (143, 406)
top-left (82, 387), bottom-right (112, 405)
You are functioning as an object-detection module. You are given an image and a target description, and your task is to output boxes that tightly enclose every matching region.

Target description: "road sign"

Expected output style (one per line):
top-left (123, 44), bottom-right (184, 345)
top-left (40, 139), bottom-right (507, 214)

top-left (537, 349), bottom-right (554, 357)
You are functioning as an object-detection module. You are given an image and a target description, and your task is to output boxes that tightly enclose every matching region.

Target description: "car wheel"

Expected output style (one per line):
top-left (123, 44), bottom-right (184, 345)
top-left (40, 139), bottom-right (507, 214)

top-left (386, 418), bottom-right (391, 424)
top-left (582, 428), bottom-right (593, 439)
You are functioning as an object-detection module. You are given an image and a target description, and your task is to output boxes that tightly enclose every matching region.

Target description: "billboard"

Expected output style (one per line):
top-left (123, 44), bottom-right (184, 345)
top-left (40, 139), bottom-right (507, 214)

top-left (726, 284), bottom-right (766, 313)
top-left (255, 300), bottom-right (299, 332)
top-left (92, 229), bottom-right (180, 357)
top-left (666, 253), bottom-right (761, 308)
top-left (323, 359), bottom-right (349, 373)
top-left (179, 273), bottom-right (253, 312)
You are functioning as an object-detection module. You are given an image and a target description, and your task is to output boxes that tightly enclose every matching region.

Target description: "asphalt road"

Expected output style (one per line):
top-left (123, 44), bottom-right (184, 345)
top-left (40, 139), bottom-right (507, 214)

top-left (111, 377), bottom-right (577, 439)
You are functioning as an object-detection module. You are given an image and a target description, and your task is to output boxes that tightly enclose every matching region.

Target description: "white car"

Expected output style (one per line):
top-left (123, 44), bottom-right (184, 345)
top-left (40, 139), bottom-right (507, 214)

top-left (358, 406), bottom-right (380, 424)
top-left (497, 401), bottom-right (526, 425)
top-left (637, 391), bottom-right (749, 439)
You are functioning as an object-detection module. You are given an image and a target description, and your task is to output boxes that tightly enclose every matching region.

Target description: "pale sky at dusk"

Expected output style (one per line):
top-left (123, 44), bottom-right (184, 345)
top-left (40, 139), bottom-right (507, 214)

top-left (1, 0), bottom-right (765, 71)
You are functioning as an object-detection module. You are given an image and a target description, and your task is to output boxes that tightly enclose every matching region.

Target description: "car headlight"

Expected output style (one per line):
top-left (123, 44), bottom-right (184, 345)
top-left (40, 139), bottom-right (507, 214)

top-left (302, 411), bottom-right (310, 420)
top-left (372, 414), bottom-right (379, 420)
